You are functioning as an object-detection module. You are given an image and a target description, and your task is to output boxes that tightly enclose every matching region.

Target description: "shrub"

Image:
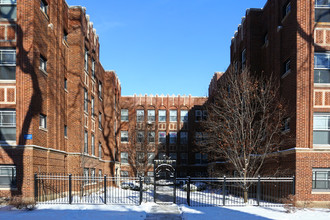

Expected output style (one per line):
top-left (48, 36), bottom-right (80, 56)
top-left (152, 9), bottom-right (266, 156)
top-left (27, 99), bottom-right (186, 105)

top-left (282, 194), bottom-right (296, 213)
top-left (9, 197), bottom-right (36, 210)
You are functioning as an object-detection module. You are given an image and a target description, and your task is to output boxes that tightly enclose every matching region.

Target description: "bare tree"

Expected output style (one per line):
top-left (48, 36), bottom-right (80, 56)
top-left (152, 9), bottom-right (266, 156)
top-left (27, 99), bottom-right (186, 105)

top-left (121, 108), bottom-right (156, 177)
top-left (203, 67), bottom-right (289, 203)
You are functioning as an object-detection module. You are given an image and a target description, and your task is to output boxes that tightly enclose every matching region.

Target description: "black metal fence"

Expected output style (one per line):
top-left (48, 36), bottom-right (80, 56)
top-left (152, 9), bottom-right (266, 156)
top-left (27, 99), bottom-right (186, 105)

top-left (35, 174), bottom-right (294, 207)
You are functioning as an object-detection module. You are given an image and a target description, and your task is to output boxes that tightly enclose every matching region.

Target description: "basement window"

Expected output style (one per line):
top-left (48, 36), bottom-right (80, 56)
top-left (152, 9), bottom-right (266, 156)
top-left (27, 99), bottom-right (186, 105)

top-left (0, 165), bottom-right (16, 188)
top-left (313, 168), bottom-right (330, 191)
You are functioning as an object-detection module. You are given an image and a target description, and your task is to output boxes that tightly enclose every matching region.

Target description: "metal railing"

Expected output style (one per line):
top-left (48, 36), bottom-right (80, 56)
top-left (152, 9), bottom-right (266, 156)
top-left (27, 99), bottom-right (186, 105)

top-left (35, 174), bottom-right (294, 207)
top-left (175, 176), bottom-right (295, 207)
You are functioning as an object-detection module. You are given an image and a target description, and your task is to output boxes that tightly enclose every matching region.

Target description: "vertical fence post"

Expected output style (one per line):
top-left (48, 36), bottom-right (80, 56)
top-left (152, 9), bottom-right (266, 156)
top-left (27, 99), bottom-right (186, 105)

top-left (69, 174), bottom-right (72, 204)
top-left (222, 176), bottom-right (226, 206)
top-left (104, 175), bottom-right (107, 204)
top-left (257, 175), bottom-right (261, 206)
top-left (34, 173), bottom-right (38, 203)
top-left (139, 176), bottom-right (143, 205)
top-left (187, 176), bottom-right (191, 206)
top-left (173, 174), bottom-right (177, 204)
top-left (292, 176), bottom-right (295, 195)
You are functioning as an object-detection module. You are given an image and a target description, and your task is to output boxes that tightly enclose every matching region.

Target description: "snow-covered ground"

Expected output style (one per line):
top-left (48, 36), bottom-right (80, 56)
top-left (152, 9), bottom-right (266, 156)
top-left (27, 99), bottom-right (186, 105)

top-left (0, 203), bottom-right (330, 220)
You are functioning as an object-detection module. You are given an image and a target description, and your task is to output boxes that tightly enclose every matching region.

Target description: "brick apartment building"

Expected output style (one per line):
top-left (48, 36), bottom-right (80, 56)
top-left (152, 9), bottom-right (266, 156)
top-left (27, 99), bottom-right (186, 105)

top-left (0, 0), bottom-right (120, 199)
top-left (208, 0), bottom-right (330, 206)
top-left (0, 0), bottom-right (330, 207)
top-left (118, 94), bottom-right (207, 179)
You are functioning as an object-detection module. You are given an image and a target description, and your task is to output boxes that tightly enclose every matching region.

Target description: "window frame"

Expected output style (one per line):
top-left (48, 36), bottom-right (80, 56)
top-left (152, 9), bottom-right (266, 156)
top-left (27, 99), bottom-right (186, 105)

top-left (180, 110), bottom-right (188, 122)
top-left (315, 0), bottom-right (330, 23)
top-left (0, 48), bottom-right (16, 81)
top-left (158, 110), bottom-right (166, 122)
top-left (0, 165), bottom-right (16, 188)
top-left (40, 0), bottom-right (48, 16)
top-left (84, 130), bottom-right (88, 154)
top-left (241, 49), bottom-right (246, 70)
top-left (314, 52), bottom-right (330, 84)
top-left (0, 109), bottom-right (16, 141)
top-left (158, 131), bottom-right (166, 145)
top-left (148, 131), bottom-right (155, 143)
top-left (147, 109), bottom-right (155, 122)
top-left (121, 131), bottom-right (128, 143)
top-left (136, 109), bottom-right (144, 122)
top-left (195, 110), bottom-right (202, 122)
top-left (313, 113), bottom-right (330, 146)
top-left (169, 132), bottom-right (177, 144)
top-left (121, 152), bottom-right (128, 164)
top-left (312, 168), bottom-right (330, 191)
top-left (180, 131), bottom-right (188, 145)
top-left (121, 109), bottom-right (129, 122)
top-left (0, 0), bottom-right (17, 20)
top-left (39, 114), bottom-right (47, 129)
top-left (40, 55), bottom-right (47, 73)
top-left (91, 134), bottom-right (95, 156)
top-left (169, 110), bottom-right (177, 122)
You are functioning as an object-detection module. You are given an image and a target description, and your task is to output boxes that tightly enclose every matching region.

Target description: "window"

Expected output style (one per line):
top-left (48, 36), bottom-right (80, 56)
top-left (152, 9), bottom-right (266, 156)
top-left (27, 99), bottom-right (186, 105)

top-left (137, 131), bottom-right (144, 143)
top-left (158, 152), bottom-right (166, 160)
top-left (121, 131), bottom-right (128, 143)
top-left (169, 110), bottom-right (177, 122)
top-left (39, 114), bottom-right (47, 129)
top-left (158, 110), bottom-right (166, 122)
top-left (0, 0), bottom-right (17, 20)
top-left (83, 168), bottom-right (89, 184)
top-left (121, 152), bottom-right (128, 164)
top-left (121, 171), bottom-right (129, 177)
top-left (64, 125), bottom-right (67, 137)
top-left (169, 132), bottom-right (177, 144)
top-left (180, 110), bottom-right (188, 122)
top-left (40, 0), bottom-right (48, 16)
top-left (64, 78), bottom-right (67, 90)
top-left (315, 0), bottom-right (330, 22)
top-left (180, 153), bottom-right (188, 165)
top-left (99, 142), bottom-right (102, 158)
top-left (241, 49), bottom-right (246, 69)
top-left (91, 134), bottom-right (95, 155)
top-left (148, 153), bottom-right (155, 164)
top-left (40, 56), bottom-right (47, 72)
top-left (0, 165), bottom-right (16, 188)
top-left (158, 131), bottom-right (166, 144)
top-left (203, 110), bottom-right (207, 121)
top-left (195, 153), bottom-right (207, 164)
top-left (137, 152), bottom-right (144, 163)
top-left (283, 1), bottom-right (291, 18)
top-left (0, 49), bottom-right (16, 80)
top-left (263, 33), bottom-right (269, 46)
top-left (148, 110), bottom-right (155, 122)
top-left (91, 96), bottom-right (94, 115)
top-left (63, 30), bottom-right (68, 42)
top-left (121, 109), bottom-right (128, 121)
top-left (92, 59), bottom-right (95, 79)
top-left (98, 170), bottom-right (102, 178)
top-left (148, 131), bottom-right (155, 143)
top-left (84, 47), bottom-right (88, 72)
top-left (84, 88), bottom-right (88, 112)
top-left (136, 109), bottom-right (144, 122)
top-left (195, 110), bottom-right (202, 122)
top-left (91, 168), bottom-right (95, 183)
top-left (282, 118), bottom-right (290, 133)
top-left (169, 153), bottom-right (177, 160)
top-left (180, 132), bottom-right (188, 145)
top-left (0, 109), bottom-right (16, 141)
top-left (84, 130), bottom-right (88, 153)
top-left (98, 112), bottom-right (102, 130)
top-left (313, 168), bottom-right (330, 191)
top-left (283, 59), bottom-right (291, 76)
top-left (313, 113), bottom-right (330, 145)
top-left (314, 53), bottom-right (330, 84)
top-left (147, 171), bottom-right (154, 177)
top-left (98, 81), bottom-right (102, 100)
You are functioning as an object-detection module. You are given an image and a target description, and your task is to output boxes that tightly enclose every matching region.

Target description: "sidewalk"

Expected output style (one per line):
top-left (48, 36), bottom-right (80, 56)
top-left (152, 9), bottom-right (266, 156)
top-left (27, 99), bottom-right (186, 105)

top-left (145, 204), bottom-right (182, 220)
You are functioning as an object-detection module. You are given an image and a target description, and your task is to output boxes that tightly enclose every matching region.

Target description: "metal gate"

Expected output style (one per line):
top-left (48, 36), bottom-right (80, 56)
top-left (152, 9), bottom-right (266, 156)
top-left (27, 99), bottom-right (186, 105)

top-left (153, 160), bottom-right (176, 204)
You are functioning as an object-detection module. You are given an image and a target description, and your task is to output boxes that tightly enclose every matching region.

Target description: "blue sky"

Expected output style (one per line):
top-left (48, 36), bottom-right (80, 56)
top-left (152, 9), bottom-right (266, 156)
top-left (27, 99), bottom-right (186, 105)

top-left (66, 0), bottom-right (267, 96)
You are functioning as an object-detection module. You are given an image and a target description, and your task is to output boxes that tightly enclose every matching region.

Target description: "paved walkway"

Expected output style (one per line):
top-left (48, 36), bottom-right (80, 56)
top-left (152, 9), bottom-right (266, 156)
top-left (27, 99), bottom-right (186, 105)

top-left (145, 204), bottom-right (182, 220)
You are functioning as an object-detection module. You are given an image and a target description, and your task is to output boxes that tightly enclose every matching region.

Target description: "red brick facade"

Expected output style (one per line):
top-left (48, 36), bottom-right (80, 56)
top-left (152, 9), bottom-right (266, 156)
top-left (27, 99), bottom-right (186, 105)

top-left (0, 0), bottom-right (120, 200)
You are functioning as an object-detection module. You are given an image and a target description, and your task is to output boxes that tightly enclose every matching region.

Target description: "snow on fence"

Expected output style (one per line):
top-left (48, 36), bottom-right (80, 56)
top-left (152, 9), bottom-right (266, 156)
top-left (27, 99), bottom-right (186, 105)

top-left (34, 174), bottom-right (294, 207)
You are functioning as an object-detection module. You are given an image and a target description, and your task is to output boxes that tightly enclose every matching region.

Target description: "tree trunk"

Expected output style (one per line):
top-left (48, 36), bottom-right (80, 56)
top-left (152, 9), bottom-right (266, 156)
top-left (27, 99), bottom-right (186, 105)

top-left (243, 189), bottom-right (248, 203)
